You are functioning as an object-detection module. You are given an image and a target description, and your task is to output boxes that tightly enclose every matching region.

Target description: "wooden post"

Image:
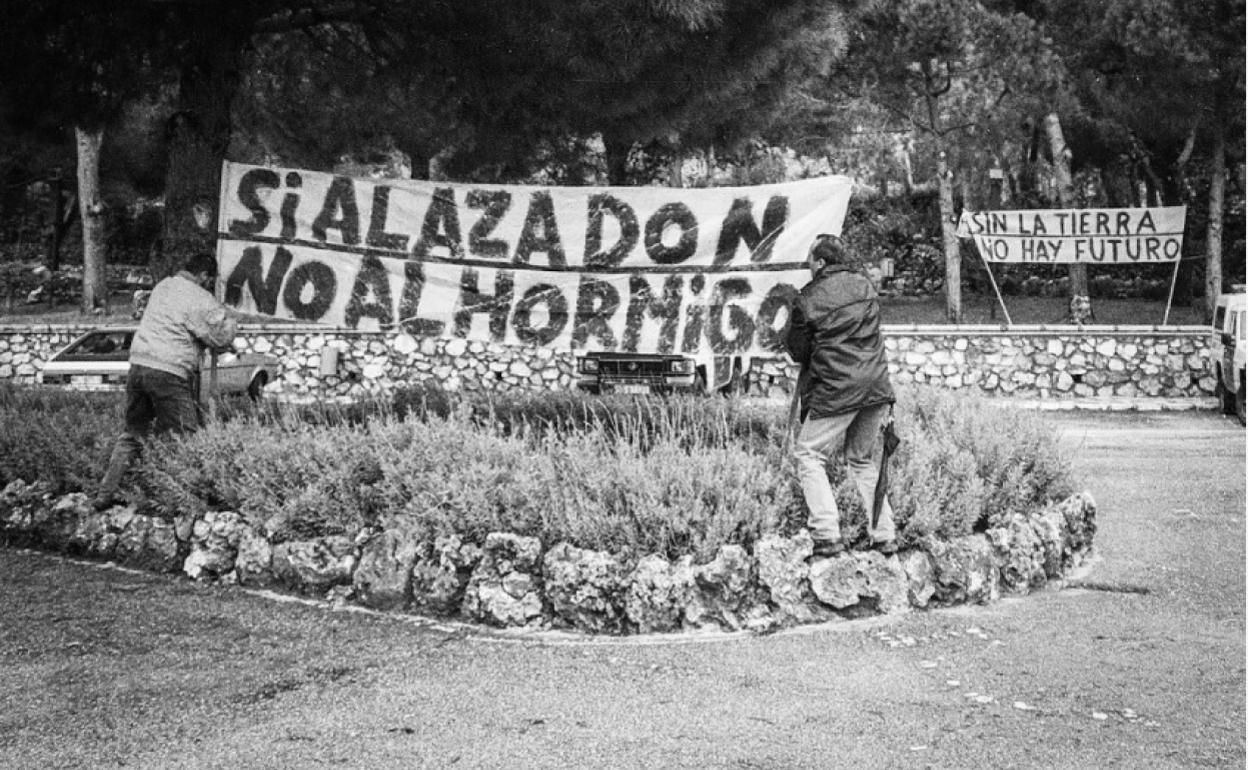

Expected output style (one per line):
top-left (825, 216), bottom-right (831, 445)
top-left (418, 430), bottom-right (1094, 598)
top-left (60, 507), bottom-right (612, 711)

top-left (1162, 259), bottom-right (1182, 326)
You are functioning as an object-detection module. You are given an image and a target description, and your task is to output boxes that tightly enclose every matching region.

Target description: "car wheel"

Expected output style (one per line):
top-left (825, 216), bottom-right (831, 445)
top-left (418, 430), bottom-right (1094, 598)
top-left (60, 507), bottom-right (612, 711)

top-left (247, 372), bottom-right (268, 402)
top-left (1237, 374), bottom-right (1246, 427)
top-left (1217, 371), bottom-right (1236, 415)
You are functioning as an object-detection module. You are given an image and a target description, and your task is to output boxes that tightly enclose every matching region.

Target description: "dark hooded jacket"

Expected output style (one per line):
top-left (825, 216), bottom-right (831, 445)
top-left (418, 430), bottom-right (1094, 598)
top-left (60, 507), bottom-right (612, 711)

top-left (784, 263), bottom-right (894, 420)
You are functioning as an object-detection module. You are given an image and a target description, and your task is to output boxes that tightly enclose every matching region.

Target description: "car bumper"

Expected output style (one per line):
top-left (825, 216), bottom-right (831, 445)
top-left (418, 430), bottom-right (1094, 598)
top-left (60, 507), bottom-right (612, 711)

top-left (576, 374), bottom-right (698, 394)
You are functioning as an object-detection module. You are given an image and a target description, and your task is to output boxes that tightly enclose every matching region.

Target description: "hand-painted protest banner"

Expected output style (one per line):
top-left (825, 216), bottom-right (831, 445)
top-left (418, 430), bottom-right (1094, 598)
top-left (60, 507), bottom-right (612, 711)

top-left (216, 162), bottom-right (852, 355)
top-left (956, 207), bottom-right (1186, 264)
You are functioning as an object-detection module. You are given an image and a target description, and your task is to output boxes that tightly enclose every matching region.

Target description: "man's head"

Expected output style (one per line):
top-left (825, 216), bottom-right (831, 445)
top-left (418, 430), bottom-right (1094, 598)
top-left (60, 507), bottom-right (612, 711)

top-left (807, 234), bottom-right (848, 277)
top-left (183, 252), bottom-right (218, 290)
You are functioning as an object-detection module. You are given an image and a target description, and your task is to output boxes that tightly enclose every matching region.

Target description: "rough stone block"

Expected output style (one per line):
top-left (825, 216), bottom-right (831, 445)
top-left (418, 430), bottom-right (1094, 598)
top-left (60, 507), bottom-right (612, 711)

top-left (927, 535), bottom-right (999, 605)
top-left (624, 553), bottom-right (696, 634)
top-left (272, 536), bottom-right (357, 593)
top-left (755, 532), bottom-right (824, 623)
top-left (809, 550), bottom-right (909, 614)
top-left (900, 549), bottom-right (936, 608)
top-left (353, 529), bottom-right (422, 610)
top-left (543, 542), bottom-right (629, 633)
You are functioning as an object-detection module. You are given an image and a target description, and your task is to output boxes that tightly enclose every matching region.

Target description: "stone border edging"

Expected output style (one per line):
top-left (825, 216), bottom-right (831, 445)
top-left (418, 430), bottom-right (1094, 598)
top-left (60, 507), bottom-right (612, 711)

top-left (0, 481), bottom-right (1097, 636)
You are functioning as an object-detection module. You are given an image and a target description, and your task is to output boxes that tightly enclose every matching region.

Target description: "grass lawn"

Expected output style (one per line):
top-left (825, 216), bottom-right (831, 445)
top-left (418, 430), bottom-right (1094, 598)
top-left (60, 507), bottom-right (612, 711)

top-left (0, 290), bottom-right (1207, 327)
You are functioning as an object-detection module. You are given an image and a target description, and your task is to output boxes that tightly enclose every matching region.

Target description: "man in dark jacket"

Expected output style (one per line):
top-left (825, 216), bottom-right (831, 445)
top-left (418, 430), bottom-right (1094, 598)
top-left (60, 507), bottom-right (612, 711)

top-left (785, 234), bottom-right (896, 557)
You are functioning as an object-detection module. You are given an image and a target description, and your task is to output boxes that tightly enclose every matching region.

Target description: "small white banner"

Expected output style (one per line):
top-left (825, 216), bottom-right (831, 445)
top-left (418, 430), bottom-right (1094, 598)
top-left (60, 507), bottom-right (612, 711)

top-left (957, 207), bottom-right (1186, 264)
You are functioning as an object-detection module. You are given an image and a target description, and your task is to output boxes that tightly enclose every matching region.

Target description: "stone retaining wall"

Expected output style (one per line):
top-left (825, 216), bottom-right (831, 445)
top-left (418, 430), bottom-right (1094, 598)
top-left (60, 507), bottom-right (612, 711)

top-left (0, 324), bottom-right (1213, 402)
top-left (0, 479), bottom-right (1097, 634)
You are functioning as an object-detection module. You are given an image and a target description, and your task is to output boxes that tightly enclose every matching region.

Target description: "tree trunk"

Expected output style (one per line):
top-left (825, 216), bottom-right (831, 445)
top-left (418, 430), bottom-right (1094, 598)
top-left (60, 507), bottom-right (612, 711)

top-left (937, 151), bottom-right (961, 323)
top-left (900, 138), bottom-right (914, 195)
top-left (602, 133), bottom-right (632, 186)
top-left (47, 168), bottom-right (65, 273)
top-left (159, 16), bottom-right (252, 281)
top-left (1044, 113), bottom-right (1090, 320)
top-left (1204, 109), bottom-right (1227, 323)
top-left (76, 126), bottom-right (107, 313)
top-left (668, 149), bottom-right (684, 188)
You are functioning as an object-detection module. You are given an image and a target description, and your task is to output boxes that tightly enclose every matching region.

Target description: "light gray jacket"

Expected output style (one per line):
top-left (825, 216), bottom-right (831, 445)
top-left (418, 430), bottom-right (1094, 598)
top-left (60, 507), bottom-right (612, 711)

top-left (130, 272), bottom-right (237, 379)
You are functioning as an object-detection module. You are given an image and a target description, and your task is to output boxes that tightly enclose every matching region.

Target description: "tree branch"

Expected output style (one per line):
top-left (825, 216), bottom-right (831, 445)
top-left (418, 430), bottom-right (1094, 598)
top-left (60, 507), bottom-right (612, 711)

top-left (253, 1), bottom-right (376, 35)
top-left (930, 60), bottom-right (953, 98)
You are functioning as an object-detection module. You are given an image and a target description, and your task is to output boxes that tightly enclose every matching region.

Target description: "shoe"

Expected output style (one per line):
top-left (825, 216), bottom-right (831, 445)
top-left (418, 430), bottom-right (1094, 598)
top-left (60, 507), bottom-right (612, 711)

top-left (811, 539), bottom-right (846, 558)
top-left (871, 539), bottom-right (898, 555)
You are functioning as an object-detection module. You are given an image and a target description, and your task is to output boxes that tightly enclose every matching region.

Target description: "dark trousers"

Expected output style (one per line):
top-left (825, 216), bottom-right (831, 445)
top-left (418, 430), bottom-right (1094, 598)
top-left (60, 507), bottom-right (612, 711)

top-left (98, 365), bottom-right (201, 498)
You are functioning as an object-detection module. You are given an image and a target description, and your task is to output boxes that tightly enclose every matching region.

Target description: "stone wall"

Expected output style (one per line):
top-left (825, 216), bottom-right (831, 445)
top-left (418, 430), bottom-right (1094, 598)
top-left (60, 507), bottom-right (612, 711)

top-left (0, 479), bottom-right (1098, 635)
top-left (0, 323), bottom-right (1214, 402)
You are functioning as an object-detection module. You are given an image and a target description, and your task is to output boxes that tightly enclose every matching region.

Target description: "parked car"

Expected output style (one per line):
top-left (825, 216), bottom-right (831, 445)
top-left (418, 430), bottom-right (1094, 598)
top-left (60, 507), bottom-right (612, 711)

top-left (37, 327), bottom-right (278, 401)
top-left (574, 352), bottom-right (751, 395)
top-left (575, 351), bottom-right (698, 395)
top-left (1212, 286), bottom-right (1246, 425)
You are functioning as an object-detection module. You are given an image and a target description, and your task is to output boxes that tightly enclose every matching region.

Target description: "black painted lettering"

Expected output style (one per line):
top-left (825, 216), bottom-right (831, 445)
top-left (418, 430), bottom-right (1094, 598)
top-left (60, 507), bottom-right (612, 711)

top-left (282, 260), bottom-right (337, 321)
top-left (280, 172), bottom-right (302, 240)
top-left (1116, 211), bottom-right (1131, 235)
top-left (228, 168), bottom-right (279, 236)
top-left (714, 195), bottom-right (788, 265)
top-left (312, 176), bottom-right (361, 245)
top-left (344, 255), bottom-right (395, 329)
top-left (681, 274), bottom-right (706, 353)
top-left (398, 261), bottom-right (445, 337)
top-left (572, 277), bottom-right (619, 349)
top-left (755, 283), bottom-right (798, 351)
top-left (707, 277), bottom-right (755, 354)
top-left (644, 203), bottom-right (698, 265)
top-left (366, 186), bottom-right (410, 252)
top-left (413, 187), bottom-right (463, 259)
top-left (224, 245), bottom-right (292, 315)
top-left (623, 274), bottom-right (682, 353)
top-left (514, 191), bottom-right (566, 267)
top-left (453, 268), bottom-right (514, 341)
top-left (585, 194), bottom-right (639, 268)
top-left (512, 284), bottom-right (569, 346)
top-left (466, 190), bottom-right (511, 259)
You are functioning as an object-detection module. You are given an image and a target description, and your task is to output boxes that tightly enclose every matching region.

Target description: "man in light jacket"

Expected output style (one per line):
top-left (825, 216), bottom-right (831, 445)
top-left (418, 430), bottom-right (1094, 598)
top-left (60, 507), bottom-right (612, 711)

top-left (785, 234), bottom-right (897, 558)
top-left (94, 252), bottom-right (238, 510)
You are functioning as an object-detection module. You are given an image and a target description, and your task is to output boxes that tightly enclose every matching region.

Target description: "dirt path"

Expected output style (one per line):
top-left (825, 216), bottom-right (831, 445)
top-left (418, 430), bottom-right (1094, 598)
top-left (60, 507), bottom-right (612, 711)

top-left (1, 411), bottom-right (1243, 769)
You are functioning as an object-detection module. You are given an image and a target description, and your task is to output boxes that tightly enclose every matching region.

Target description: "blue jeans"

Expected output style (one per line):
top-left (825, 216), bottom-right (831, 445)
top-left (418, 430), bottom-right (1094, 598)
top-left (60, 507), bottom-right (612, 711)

top-left (793, 403), bottom-right (895, 544)
top-left (98, 365), bottom-right (200, 498)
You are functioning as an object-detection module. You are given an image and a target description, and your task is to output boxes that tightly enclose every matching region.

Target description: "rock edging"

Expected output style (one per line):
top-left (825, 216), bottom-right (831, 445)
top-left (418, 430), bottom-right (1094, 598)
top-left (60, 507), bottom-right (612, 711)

top-left (0, 481), bottom-right (1096, 635)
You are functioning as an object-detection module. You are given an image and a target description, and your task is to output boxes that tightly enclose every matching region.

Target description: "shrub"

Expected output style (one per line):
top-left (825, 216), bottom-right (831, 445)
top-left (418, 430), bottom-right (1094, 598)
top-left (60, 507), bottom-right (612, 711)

top-left (1, 383), bottom-right (1076, 561)
top-left (0, 385), bottom-right (119, 494)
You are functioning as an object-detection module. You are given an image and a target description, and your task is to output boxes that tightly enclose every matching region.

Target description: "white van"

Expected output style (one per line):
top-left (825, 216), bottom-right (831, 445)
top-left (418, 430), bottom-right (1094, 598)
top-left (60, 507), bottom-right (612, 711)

top-left (1212, 287), bottom-right (1246, 425)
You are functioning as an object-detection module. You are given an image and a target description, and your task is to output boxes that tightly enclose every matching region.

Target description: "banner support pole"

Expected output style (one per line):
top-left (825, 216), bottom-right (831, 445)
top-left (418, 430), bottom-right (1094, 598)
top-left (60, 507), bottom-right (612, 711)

top-left (1162, 257), bottom-right (1182, 326)
top-left (980, 254), bottom-right (1013, 327)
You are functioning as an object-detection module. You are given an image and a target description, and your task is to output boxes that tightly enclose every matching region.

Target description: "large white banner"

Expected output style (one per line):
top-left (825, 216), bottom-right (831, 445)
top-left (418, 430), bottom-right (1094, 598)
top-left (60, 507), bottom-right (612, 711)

top-left (216, 162), bottom-right (852, 355)
top-left (957, 207), bottom-right (1186, 264)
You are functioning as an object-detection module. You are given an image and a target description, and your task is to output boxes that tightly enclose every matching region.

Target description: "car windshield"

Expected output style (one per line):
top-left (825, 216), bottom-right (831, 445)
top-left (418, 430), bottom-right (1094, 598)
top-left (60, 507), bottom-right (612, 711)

top-left (63, 331), bottom-right (131, 355)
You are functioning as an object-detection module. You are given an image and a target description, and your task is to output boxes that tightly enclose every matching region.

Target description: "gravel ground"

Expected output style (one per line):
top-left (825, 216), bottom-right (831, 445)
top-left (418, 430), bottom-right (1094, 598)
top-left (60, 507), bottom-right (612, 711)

top-left (0, 410), bottom-right (1242, 769)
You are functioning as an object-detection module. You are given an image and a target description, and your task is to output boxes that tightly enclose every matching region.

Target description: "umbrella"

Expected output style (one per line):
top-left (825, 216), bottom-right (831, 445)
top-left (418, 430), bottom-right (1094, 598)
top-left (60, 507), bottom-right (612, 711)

top-left (872, 412), bottom-right (901, 529)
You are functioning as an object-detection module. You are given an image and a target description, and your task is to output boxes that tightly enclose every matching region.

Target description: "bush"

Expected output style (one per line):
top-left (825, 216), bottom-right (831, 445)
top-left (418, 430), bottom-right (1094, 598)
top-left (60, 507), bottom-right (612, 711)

top-left (0, 385), bottom-right (119, 494)
top-left (0, 383), bottom-right (1076, 561)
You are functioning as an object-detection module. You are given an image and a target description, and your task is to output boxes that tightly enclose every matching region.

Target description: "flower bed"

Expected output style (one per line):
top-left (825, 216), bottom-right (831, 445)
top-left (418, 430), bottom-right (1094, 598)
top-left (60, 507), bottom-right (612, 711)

top-left (0, 384), bottom-right (1094, 634)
